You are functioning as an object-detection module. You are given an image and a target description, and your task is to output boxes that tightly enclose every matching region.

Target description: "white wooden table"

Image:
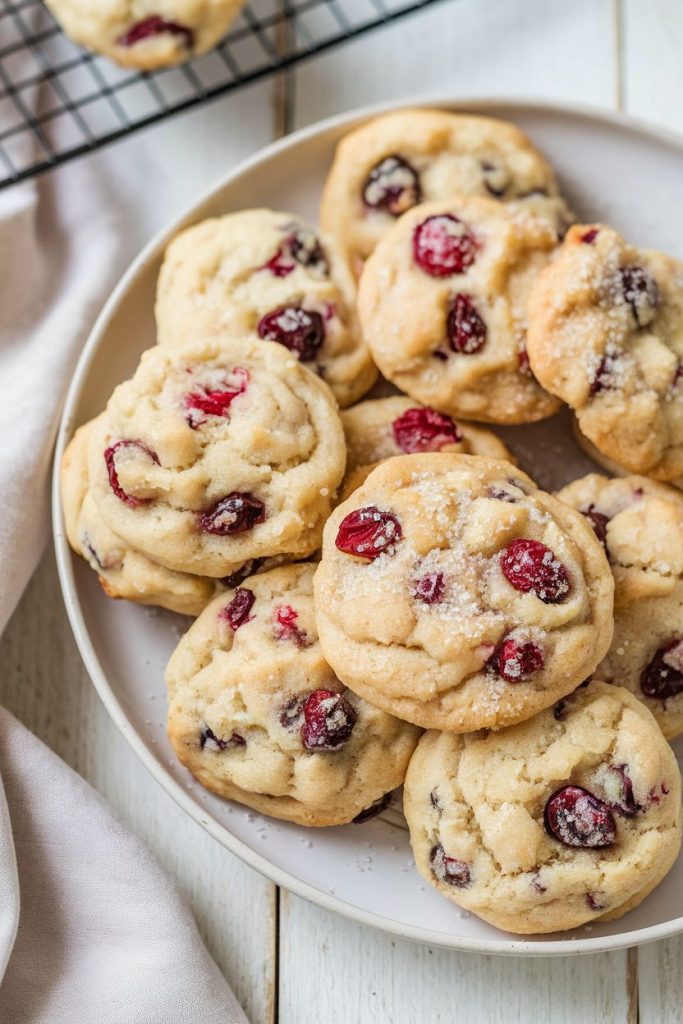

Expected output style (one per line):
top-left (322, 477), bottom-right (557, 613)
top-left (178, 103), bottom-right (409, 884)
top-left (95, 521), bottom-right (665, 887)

top-left (2, 1), bottom-right (682, 1019)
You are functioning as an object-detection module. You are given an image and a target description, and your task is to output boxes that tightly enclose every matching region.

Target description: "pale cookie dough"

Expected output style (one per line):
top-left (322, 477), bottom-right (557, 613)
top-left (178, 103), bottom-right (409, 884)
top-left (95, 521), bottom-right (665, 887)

top-left (45, 0), bottom-right (244, 69)
top-left (320, 108), bottom-right (572, 276)
top-left (156, 209), bottom-right (376, 407)
top-left (166, 563), bottom-right (421, 825)
top-left (558, 472), bottom-right (683, 739)
top-left (404, 682), bottom-right (682, 934)
top-left (357, 195), bottom-right (562, 424)
top-left (88, 335), bottom-right (346, 577)
top-left (527, 223), bottom-right (683, 481)
top-left (314, 454), bottom-right (614, 732)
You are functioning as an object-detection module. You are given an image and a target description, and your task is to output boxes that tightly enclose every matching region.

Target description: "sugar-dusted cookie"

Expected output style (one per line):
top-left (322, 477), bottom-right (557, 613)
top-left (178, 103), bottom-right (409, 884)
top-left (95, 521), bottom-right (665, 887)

top-left (404, 682), bottom-right (681, 934)
top-left (320, 108), bottom-right (572, 275)
top-left (527, 224), bottom-right (683, 480)
top-left (357, 195), bottom-right (561, 424)
top-left (88, 336), bottom-right (345, 578)
top-left (166, 563), bottom-right (421, 825)
top-left (314, 454), bottom-right (613, 732)
top-left (156, 209), bottom-right (376, 407)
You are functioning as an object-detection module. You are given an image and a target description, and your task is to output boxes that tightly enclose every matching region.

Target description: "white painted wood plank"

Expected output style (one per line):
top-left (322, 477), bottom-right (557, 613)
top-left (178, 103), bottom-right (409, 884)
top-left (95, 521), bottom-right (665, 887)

top-left (278, 891), bottom-right (631, 1024)
top-left (0, 549), bottom-right (276, 1024)
top-left (290, 0), bottom-right (617, 129)
top-left (621, 0), bottom-right (683, 135)
top-left (637, 938), bottom-right (683, 1024)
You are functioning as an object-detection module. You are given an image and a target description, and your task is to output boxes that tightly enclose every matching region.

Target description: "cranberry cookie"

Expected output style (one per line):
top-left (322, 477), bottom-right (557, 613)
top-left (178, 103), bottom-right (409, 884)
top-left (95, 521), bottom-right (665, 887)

top-left (357, 195), bottom-right (561, 424)
top-left (558, 472), bottom-right (683, 739)
top-left (45, 0), bottom-right (244, 69)
top-left (88, 336), bottom-right (345, 578)
top-left (404, 681), bottom-right (681, 934)
top-left (156, 209), bottom-right (376, 407)
top-left (320, 108), bottom-right (572, 275)
top-left (527, 224), bottom-right (683, 480)
top-left (314, 454), bottom-right (613, 732)
top-left (166, 563), bottom-right (421, 825)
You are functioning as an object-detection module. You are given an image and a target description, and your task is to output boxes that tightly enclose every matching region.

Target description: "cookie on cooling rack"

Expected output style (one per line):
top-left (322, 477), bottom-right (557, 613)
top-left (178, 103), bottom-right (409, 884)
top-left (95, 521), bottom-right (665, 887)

top-left (313, 454), bottom-right (614, 732)
top-left (404, 681), bottom-right (682, 934)
top-left (357, 195), bottom-right (561, 424)
top-left (320, 107), bottom-right (572, 275)
top-left (87, 335), bottom-right (346, 578)
top-left (527, 223), bottom-right (683, 481)
top-left (45, 0), bottom-right (245, 69)
top-left (166, 563), bottom-right (421, 826)
top-left (558, 472), bottom-right (683, 739)
top-left (156, 209), bottom-right (376, 407)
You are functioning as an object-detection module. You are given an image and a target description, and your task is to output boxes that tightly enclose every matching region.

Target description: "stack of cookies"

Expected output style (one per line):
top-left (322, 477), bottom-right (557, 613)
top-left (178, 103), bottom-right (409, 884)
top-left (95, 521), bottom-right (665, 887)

top-left (61, 108), bottom-right (683, 935)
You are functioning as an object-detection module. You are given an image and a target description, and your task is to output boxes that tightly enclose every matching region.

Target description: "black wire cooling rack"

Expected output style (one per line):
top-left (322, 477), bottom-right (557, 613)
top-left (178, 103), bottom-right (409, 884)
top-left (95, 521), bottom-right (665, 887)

top-left (0, 0), bottom-right (445, 189)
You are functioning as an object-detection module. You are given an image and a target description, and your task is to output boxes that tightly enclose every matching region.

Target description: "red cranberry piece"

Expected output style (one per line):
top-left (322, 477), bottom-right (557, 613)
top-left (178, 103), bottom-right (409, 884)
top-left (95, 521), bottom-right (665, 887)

top-left (620, 265), bottom-right (659, 326)
top-left (336, 506), bottom-right (402, 560)
top-left (589, 353), bottom-right (614, 396)
top-left (430, 845), bottom-right (471, 887)
top-left (586, 892), bottom-right (604, 911)
top-left (413, 571), bottom-right (445, 605)
top-left (263, 228), bottom-right (328, 278)
top-left (582, 506), bottom-right (610, 550)
top-left (518, 347), bottom-right (532, 375)
top-left (279, 696), bottom-right (305, 730)
top-left (352, 793), bottom-right (391, 824)
top-left (362, 155), bottom-right (421, 215)
top-left (258, 306), bottom-right (324, 362)
top-left (488, 486), bottom-right (517, 503)
top-left (641, 639), bottom-right (683, 700)
top-left (301, 690), bottom-right (357, 751)
top-left (200, 725), bottom-right (246, 751)
top-left (117, 15), bottom-right (194, 48)
top-left (274, 604), bottom-right (311, 648)
top-left (220, 558), bottom-right (265, 588)
top-left (184, 367), bottom-right (248, 428)
top-left (220, 588), bottom-right (255, 631)
top-left (596, 763), bottom-right (639, 816)
top-left (430, 789), bottom-right (441, 811)
top-left (413, 215), bottom-right (478, 277)
top-left (104, 440), bottom-right (159, 507)
top-left (392, 406), bottom-right (462, 453)
top-left (447, 293), bottom-right (487, 354)
top-left (581, 228), bottom-right (600, 244)
top-left (500, 539), bottom-right (570, 603)
top-left (492, 637), bottom-right (544, 682)
top-left (199, 492), bottom-right (265, 535)
top-left (544, 785), bottom-right (617, 848)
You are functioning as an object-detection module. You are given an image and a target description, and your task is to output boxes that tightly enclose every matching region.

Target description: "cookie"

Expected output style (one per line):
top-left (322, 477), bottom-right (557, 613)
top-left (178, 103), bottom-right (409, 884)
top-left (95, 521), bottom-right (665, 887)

top-left (156, 209), bottom-right (376, 407)
top-left (166, 563), bottom-right (421, 825)
top-left (527, 223), bottom-right (683, 480)
top-left (357, 195), bottom-right (562, 424)
top-left (404, 681), bottom-right (682, 934)
top-left (45, 0), bottom-right (244, 69)
top-left (558, 472), bottom-right (683, 739)
top-left (340, 396), bottom-right (512, 475)
top-left (313, 454), bottom-right (614, 732)
top-left (87, 335), bottom-right (346, 578)
top-left (320, 108), bottom-right (572, 276)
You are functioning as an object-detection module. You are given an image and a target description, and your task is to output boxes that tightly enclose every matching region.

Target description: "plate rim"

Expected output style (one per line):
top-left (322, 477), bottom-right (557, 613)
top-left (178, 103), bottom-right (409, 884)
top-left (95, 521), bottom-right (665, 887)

top-left (52, 94), bottom-right (683, 956)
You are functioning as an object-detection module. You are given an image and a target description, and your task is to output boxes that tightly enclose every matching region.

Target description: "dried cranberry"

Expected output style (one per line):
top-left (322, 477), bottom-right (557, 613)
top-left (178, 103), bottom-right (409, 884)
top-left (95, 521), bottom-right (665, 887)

top-left (220, 588), bottom-right (255, 631)
top-left (362, 155), bottom-right (421, 215)
top-left (336, 507), bottom-right (402, 560)
top-left (104, 440), bottom-right (159, 507)
top-left (492, 637), bottom-right (544, 682)
top-left (274, 604), bottom-right (311, 648)
top-left (301, 690), bottom-right (357, 751)
top-left (641, 640), bottom-right (683, 700)
top-left (199, 493), bottom-right (265, 535)
top-left (279, 696), bottom-right (305, 730)
top-left (117, 15), bottom-right (194, 48)
top-left (481, 160), bottom-right (509, 197)
top-left (589, 354), bottom-right (613, 396)
top-left (531, 875), bottom-right (547, 894)
top-left (220, 558), bottom-right (265, 588)
top-left (620, 265), bottom-right (659, 326)
top-left (413, 571), bottom-right (446, 605)
top-left (447, 293), bottom-right (487, 354)
top-left (430, 845), bottom-right (470, 887)
top-left (392, 406), bottom-right (461, 453)
top-left (263, 228), bottom-right (328, 277)
top-left (500, 539), bottom-right (570, 603)
top-left (581, 228), bottom-right (600, 244)
top-left (544, 785), bottom-right (617, 848)
top-left (582, 506), bottom-right (610, 550)
top-left (200, 725), bottom-right (246, 751)
top-left (518, 347), bottom-right (531, 375)
top-left (352, 793), bottom-right (391, 824)
top-left (595, 763), bottom-right (639, 816)
top-left (258, 306), bottom-right (324, 361)
top-left (586, 892), bottom-right (604, 911)
top-left (412, 214), bottom-right (478, 277)
top-left (488, 486), bottom-right (517, 503)
top-left (184, 367), bottom-right (248, 428)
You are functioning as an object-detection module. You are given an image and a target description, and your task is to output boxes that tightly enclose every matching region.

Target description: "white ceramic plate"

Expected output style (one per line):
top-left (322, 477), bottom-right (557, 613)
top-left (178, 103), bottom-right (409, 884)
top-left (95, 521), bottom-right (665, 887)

top-left (53, 98), bottom-right (683, 955)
